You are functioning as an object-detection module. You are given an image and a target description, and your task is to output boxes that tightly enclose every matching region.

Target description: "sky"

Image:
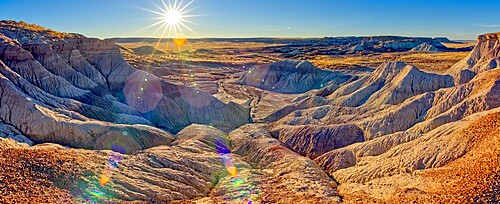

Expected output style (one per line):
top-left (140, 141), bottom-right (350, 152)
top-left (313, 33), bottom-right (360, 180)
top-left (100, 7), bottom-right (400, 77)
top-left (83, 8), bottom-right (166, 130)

top-left (1, 0), bottom-right (500, 40)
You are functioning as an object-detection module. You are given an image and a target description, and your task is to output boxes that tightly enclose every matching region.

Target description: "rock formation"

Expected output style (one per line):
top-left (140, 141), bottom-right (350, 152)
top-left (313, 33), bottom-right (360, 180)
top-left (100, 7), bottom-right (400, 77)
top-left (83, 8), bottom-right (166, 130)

top-left (347, 44), bottom-right (364, 53)
top-left (264, 32), bottom-right (500, 203)
top-left (449, 32), bottom-right (500, 84)
top-left (410, 42), bottom-right (440, 52)
top-left (269, 124), bottom-right (364, 159)
top-left (239, 33), bottom-right (497, 204)
top-left (0, 21), bottom-right (498, 203)
top-left (0, 20), bottom-right (249, 151)
top-left (237, 60), bottom-right (354, 93)
top-left (0, 124), bottom-right (343, 203)
top-left (328, 61), bottom-right (454, 107)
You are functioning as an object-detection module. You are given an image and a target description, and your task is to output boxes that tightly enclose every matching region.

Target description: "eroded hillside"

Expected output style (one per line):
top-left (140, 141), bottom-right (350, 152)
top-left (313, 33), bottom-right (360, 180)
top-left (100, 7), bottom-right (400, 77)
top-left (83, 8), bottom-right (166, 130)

top-left (0, 21), bottom-right (498, 203)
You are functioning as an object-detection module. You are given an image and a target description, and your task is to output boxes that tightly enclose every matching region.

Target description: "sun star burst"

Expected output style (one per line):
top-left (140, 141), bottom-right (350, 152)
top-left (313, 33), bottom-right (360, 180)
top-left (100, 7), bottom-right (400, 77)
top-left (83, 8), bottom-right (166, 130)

top-left (142, 0), bottom-right (198, 39)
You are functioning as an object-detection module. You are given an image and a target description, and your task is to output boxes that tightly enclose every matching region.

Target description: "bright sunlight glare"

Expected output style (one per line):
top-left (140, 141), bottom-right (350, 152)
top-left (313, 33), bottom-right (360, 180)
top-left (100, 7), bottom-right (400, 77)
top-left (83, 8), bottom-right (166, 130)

top-left (141, 0), bottom-right (198, 38)
top-left (164, 10), bottom-right (181, 26)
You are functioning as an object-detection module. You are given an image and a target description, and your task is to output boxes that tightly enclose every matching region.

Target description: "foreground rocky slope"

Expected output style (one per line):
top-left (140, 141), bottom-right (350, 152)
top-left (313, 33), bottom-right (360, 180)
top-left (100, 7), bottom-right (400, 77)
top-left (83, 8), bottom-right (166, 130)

top-left (0, 124), bottom-right (342, 203)
top-left (333, 107), bottom-right (500, 203)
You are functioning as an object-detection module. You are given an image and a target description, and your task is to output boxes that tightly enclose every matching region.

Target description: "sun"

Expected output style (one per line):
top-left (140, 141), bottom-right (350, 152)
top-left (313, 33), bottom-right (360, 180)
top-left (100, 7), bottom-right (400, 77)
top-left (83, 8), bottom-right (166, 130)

top-left (164, 10), bottom-right (182, 26)
top-left (142, 0), bottom-right (198, 38)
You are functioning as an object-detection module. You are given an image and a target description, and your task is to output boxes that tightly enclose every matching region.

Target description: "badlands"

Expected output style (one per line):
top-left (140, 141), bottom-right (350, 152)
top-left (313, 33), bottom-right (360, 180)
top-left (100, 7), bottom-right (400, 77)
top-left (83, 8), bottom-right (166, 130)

top-left (0, 20), bottom-right (498, 203)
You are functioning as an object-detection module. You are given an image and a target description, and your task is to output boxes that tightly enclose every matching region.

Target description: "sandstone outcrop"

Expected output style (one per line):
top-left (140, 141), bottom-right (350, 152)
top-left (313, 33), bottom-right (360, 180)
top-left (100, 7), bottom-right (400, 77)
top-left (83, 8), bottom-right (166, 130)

top-left (237, 60), bottom-right (353, 93)
top-left (0, 124), bottom-right (238, 203)
top-left (0, 21), bottom-right (249, 150)
top-left (328, 61), bottom-right (453, 107)
top-left (269, 124), bottom-right (364, 159)
top-left (330, 106), bottom-right (500, 184)
top-left (410, 42), bottom-right (440, 52)
top-left (269, 33), bottom-right (500, 192)
top-left (266, 36), bottom-right (500, 172)
top-left (0, 124), bottom-right (342, 203)
top-left (225, 124), bottom-right (341, 203)
top-left (449, 32), bottom-right (500, 84)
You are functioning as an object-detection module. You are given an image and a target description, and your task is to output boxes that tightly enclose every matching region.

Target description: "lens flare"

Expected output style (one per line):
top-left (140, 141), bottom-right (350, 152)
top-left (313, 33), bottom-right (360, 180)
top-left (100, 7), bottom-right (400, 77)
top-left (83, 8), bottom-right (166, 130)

top-left (68, 146), bottom-right (126, 202)
top-left (214, 138), bottom-right (261, 203)
top-left (215, 138), bottom-right (238, 177)
top-left (89, 188), bottom-right (104, 198)
top-left (226, 164), bottom-right (238, 176)
top-left (233, 178), bottom-right (244, 186)
top-left (99, 170), bottom-right (112, 187)
top-left (174, 34), bottom-right (188, 46)
top-left (123, 71), bottom-right (163, 113)
top-left (178, 85), bottom-right (212, 108)
top-left (98, 145), bottom-right (124, 187)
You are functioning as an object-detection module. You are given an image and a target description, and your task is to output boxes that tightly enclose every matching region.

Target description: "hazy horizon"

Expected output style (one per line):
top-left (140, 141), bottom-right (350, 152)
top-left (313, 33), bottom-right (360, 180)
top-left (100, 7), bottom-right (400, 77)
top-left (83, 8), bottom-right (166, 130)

top-left (104, 36), bottom-right (476, 42)
top-left (2, 0), bottom-right (500, 40)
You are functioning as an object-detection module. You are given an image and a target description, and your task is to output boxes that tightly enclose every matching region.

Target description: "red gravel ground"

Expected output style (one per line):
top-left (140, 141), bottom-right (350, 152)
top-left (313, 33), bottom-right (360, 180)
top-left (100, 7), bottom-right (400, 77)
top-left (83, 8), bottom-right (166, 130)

top-left (0, 148), bottom-right (85, 204)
